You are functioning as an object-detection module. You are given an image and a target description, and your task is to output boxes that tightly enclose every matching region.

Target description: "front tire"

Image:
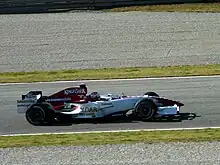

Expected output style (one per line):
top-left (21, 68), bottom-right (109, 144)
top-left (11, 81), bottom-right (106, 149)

top-left (144, 92), bottom-right (159, 97)
top-left (134, 100), bottom-right (157, 121)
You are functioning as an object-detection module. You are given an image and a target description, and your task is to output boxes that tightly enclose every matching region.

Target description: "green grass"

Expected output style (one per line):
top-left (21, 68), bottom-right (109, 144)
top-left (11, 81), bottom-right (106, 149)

top-left (1, 64), bottom-right (220, 83)
top-left (105, 3), bottom-right (220, 12)
top-left (1, 128), bottom-right (220, 148)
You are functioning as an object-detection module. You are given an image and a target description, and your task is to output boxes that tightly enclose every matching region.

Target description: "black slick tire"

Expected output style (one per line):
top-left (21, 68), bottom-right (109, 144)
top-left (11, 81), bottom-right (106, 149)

top-left (144, 92), bottom-right (159, 97)
top-left (25, 103), bottom-right (55, 126)
top-left (134, 99), bottom-right (157, 121)
top-left (25, 106), bottom-right (46, 126)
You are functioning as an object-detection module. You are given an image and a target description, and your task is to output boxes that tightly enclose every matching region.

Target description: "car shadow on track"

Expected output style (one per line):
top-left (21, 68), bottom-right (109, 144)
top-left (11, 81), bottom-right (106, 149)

top-left (48, 112), bottom-right (200, 126)
top-left (97, 112), bottom-right (200, 124)
top-left (148, 112), bottom-right (200, 123)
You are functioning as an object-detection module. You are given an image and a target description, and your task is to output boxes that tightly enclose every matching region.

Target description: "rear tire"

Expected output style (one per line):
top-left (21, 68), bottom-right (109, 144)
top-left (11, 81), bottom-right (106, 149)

top-left (134, 99), bottom-right (157, 121)
top-left (25, 106), bottom-right (46, 126)
top-left (25, 104), bottom-right (55, 126)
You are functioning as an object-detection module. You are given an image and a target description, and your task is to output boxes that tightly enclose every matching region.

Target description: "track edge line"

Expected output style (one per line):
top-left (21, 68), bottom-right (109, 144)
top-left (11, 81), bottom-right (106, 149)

top-left (1, 126), bottom-right (220, 136)
top-left (1, 75), bottom-right (220, 86)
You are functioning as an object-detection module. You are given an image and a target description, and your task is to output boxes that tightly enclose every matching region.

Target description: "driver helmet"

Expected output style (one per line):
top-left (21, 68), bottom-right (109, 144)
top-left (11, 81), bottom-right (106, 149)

top-left (90, 92), bottom-right (101, 100)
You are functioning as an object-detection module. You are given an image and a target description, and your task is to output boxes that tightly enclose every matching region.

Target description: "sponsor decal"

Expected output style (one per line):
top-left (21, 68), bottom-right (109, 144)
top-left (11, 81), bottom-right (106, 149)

top-left (81, 106), bottom-right (98, 113)
top-left (64, 88), bottom-right (86, 95)
top-left (17, 100), bottom-right (35, 103)
top-left (45, 98), bottom-right (71, 102)
top-left (17, 100), bottom-right (36, 107)
top-left (17, 104), bottom-right (32, 107)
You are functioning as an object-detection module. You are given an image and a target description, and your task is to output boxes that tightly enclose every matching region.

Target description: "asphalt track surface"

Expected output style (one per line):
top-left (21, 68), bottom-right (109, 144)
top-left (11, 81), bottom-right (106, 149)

top-left (0, 12), bottom-right (220, 72)
top-left (1, 76), bottom-right (220, 135)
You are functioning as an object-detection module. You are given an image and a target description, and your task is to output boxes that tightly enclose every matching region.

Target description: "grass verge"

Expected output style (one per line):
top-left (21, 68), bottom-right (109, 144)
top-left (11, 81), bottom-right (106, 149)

top-left (1, 128), bottom-right (220, 148)
top-left (105, 3), bottom-right (220, 12)
top-left (1, 64), bottom-right (220, 83)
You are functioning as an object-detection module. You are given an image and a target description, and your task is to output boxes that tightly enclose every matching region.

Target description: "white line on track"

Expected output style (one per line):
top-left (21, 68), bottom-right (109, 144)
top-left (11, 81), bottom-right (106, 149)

top-left (1, 127), bottom-right (220, 136)
top-left (1, 75), bottom-right (220, 86)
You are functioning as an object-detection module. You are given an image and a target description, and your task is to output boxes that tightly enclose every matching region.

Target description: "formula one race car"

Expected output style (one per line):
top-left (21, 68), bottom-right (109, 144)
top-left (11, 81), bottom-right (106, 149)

top-left (17, 84), bottom-right (184, 126)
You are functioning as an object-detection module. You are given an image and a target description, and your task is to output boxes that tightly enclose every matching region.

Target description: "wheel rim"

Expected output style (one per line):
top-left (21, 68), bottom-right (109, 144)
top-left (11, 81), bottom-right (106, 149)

top-left (26, 108), bottom-right (45, 124)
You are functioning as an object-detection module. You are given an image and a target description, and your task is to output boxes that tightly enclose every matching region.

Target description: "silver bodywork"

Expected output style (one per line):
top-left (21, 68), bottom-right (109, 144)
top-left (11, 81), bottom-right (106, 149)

top-left (60, 94), bottom-right (180, 119)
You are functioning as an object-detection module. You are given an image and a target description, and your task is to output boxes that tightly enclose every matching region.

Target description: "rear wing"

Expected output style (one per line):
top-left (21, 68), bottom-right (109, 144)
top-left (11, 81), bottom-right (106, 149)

top-left (17, 91), bottom-right (42, 113)
top-left (21, 91), bottom-right (42, 100)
